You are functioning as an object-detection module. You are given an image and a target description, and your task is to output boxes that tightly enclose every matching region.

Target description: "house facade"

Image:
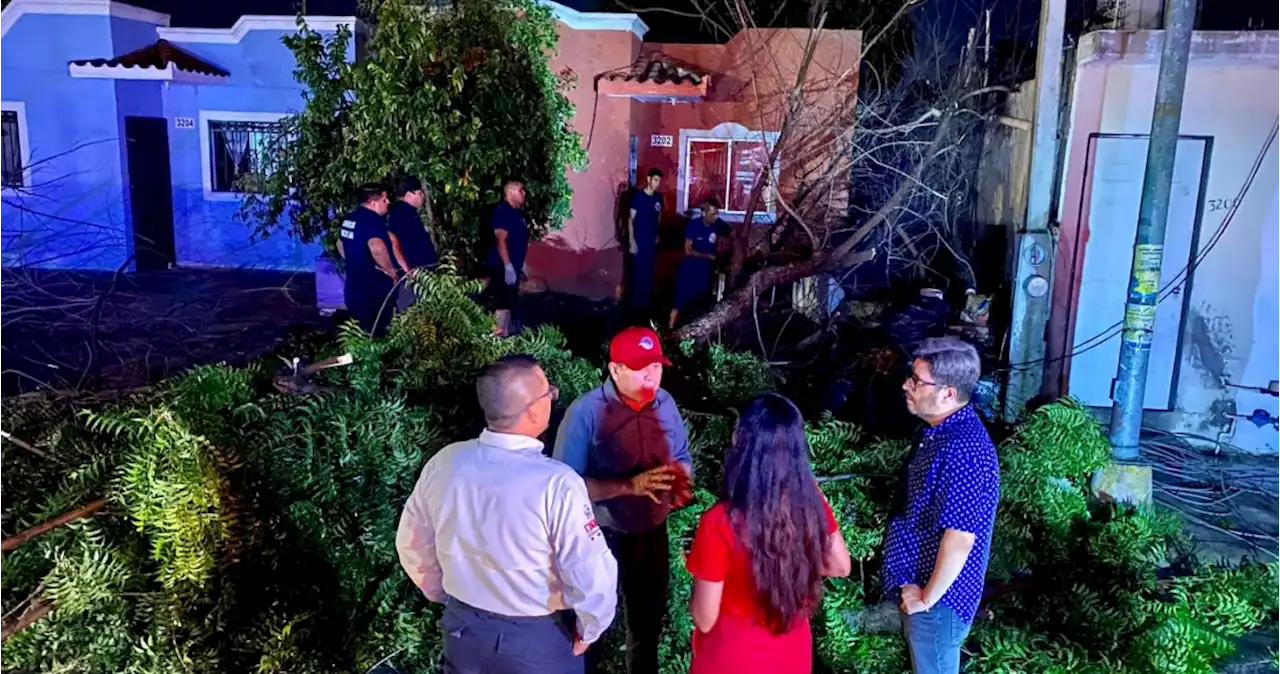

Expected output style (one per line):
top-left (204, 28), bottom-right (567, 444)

top-left (0, 0), bottom-right (358, 272)
top-left (979, 29), bottom-right (1279, 454)
top-left (0, 0), bottom-right (860, 299)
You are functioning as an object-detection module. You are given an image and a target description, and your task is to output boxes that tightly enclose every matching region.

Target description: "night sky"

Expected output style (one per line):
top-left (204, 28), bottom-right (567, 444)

top-left (132, 0), bottom-right (1275, 53)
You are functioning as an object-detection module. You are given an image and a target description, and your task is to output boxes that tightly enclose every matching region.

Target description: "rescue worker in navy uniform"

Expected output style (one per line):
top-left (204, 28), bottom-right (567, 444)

top-left (669, 198), bottom-right (728, 329)
top-left (485, 179), bottom-right (530, 336)
top-left (624, 169), bottom-right (664, 323)
top-left (387, 175), bottom-right (439, 311)
top-left (337, 183), bottom-right (398, 337)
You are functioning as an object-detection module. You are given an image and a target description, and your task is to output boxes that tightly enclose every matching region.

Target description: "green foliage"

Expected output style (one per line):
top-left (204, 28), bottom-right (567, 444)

top-left (241, 0), bottom-right (585, 268)
top-left (676, 339), bottom-right (778, 411)
top-left (2, 278), bottom-right (1275, 674)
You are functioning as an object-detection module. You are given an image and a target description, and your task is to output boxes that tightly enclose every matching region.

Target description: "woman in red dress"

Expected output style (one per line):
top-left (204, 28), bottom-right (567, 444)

top-left (685, 393), bottom-right (853, 673)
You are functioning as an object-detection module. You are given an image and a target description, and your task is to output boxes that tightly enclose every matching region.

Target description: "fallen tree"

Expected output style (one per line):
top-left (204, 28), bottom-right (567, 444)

top-left (646, 0), bottom-right (1007, 340)
top-left (1, 269), bottom-right (1274, 673)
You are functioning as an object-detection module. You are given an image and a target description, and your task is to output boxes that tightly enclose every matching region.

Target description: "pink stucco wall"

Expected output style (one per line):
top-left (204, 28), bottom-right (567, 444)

top-left (526, 23), bottom-right (860, 299)
top-left (1046, 30), bottom-right (1279, 453)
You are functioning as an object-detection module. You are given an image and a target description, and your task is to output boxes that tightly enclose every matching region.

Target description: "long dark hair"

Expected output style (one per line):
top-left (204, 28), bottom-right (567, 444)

top-left (722, 393), bottom-right (830, 633)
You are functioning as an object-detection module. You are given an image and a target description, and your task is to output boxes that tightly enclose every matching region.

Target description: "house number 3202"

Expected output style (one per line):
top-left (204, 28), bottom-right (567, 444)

top-left (1207, 198), bottom-right (1238, 213)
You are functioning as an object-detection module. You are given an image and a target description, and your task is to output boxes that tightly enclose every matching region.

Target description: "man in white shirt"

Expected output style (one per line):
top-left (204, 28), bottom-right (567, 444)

top-left (396, 355), bottom-right (619, 673)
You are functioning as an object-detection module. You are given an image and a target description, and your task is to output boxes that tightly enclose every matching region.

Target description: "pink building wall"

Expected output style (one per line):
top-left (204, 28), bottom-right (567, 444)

top-left (526, 17), bottom-right (860, 299)
top-left (1047, 30), bottom-right (1279, 453)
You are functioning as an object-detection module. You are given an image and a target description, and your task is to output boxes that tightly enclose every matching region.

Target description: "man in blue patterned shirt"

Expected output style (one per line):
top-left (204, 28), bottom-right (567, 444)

top-left (881, 337), bottom-right (1000, 674)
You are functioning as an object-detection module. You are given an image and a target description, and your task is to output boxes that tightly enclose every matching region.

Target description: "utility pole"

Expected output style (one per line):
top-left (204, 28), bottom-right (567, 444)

top-left (1108, 0), bottom-right (1197, 460)
top-left (1004, 0), bottom-right (1066, 420)
top-left (1090, 0), bottom-right (1197, 506)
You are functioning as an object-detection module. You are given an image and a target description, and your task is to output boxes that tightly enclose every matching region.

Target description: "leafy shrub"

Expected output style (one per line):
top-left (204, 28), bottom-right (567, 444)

top-left (1, 273), bottom-right (1274, 674)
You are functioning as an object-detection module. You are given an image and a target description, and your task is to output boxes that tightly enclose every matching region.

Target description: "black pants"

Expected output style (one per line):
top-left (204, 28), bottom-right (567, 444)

top-left (345, 286), bottom-right (395, 337)
top-left (588, 523), bottom-right (670, 674)
top-left (623, 252), bottom-right (656, 324)
top-left (441, 597), bottom-right (583, 674)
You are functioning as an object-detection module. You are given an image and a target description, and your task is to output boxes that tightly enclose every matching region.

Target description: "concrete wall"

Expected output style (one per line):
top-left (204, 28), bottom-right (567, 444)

top-left (1, 11), bottom-right (133, 270)
top-left (527, 20), bottom-right (642, 297)
top-left (528, 24), bottom-right (860, 298)
top-left (161, 26), bottom-right (352, 270)
top-left (1048, 30), bottom-right (1279, 453)
top-left (0, 1), bottom-right (352, 272)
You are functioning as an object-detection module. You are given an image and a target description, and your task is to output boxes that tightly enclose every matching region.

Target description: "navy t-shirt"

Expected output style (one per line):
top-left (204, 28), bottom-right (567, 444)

top-left (387, 201), bottom-right (437, 270)
top-left (339, 206), bottom-right (393, 297)
top-left (629, 190), bottom-right (663, 255)
top-left (684, 216), bottom-right (724, 257)
top-left (484, 200), bottom-right (529, 271)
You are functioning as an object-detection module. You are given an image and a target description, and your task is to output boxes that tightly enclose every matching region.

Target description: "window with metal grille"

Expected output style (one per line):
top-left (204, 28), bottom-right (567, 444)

top-left (2, 110), bottom-right (23, 188)
top-left (208, 120), bottom-right (284, 193)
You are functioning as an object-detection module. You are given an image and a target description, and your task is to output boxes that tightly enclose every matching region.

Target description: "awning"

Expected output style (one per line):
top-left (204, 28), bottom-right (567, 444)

top-left (69, 39), bottom-right (229, 83)
top-left (599, 55), bottom-right (710, 100)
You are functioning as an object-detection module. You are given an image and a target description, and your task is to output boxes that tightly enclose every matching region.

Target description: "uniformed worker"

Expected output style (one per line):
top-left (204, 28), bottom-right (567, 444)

top-left (485, 180), bottom-right (530, 336)
top-left (396, 355), bottom-right (619, 674)
top-left (337, 184), bottom-right (398, 337)
top-left (387, 175), bottom-right (439, 311)
top-left (624, 169), bottom-right (664, 323)
top-left (669, 198), bottom-right (728, 329)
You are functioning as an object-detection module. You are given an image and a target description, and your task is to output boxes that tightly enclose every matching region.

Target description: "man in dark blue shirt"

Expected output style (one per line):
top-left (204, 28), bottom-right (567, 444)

top-left (554, 326), bottom-right (693, 674)
top-left (387, 176), bottom-right (438, 311)
top-left (338, 184), bottom-right (398, 337)
top-left (484, 180), bottom-right (529, 336)
top-left (882, 337), bottom-right (999, 674)
top-left (624, 169), bottom-right (664, 322)
top-left (669, 198), bottom-right (728, 329)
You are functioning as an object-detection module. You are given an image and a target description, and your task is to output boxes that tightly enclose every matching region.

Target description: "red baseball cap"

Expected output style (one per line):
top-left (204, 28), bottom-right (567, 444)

top-left (609, 326), bottom-right (672, 370)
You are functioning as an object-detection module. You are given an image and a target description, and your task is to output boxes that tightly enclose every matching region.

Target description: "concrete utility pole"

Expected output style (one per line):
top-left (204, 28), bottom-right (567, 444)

top-left (1090, 0), bottom-right (1197, 506)
top-left (1004, 0), bottom-right (1066, 420)
top-left (1107, 0), bottom-right (1197, 460)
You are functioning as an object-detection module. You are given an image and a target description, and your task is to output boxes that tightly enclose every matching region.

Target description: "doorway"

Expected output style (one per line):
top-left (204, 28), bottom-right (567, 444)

top-left (125, 116), bottom-right (176, 273)
top-left (1065, 134), bottom-right (1212, 410)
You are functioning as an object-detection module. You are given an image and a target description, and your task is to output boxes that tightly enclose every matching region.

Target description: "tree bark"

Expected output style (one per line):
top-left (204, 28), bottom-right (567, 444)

top-left (1, 499), bottom-right (106, 553)
top-left (1, 596), bottom-right (53, 642)
top-left (674, 112), bottom-right (956, 342)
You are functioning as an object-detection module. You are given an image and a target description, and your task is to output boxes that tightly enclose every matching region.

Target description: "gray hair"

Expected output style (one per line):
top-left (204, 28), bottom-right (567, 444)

top-left (913, 337), bottom-right (981, 403)
top-left (476, 355), bottom-right (542, 429)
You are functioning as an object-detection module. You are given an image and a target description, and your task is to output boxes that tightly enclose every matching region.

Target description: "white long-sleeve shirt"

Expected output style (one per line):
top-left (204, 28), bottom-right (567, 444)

top-left (395, 429), bottom-right (618, 644)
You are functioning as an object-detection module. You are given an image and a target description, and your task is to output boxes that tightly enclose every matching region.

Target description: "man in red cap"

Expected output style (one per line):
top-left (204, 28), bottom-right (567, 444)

top-left (554, 326), bottom-right (693, 674)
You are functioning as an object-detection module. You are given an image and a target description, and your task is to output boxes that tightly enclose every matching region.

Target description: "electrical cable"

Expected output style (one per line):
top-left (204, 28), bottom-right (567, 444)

top-left (999, 119), bottom-right (1280, 374)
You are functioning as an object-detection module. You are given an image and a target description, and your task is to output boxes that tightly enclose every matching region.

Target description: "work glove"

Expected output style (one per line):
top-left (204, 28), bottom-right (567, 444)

top-left (503, 263), bottom-right (517, 286)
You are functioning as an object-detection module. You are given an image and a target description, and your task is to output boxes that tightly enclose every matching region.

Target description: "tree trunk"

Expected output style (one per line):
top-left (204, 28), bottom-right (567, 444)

top-left (674, 112), bottom-right (956, 342)
top-left (675, 247), bottom-right (876, 341)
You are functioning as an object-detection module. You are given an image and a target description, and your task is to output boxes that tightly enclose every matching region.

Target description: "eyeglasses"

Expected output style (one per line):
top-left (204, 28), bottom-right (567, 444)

top-left (521, 384), bottom-right (559, 412)
top-left (907, 373), bottom-right (942, 390)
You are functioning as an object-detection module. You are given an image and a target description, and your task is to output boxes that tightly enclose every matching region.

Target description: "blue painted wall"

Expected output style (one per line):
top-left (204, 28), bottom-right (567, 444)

top-left (1, 9), bottom-right (351, 272)
top-left (1, 13), bottom-right (130, 270)
top-left (164, 29), bottom-right (350, 270)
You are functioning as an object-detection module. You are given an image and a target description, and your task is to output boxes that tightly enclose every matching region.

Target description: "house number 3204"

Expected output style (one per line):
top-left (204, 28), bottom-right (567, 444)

top-left (174, 117), bottom-right (196, 130)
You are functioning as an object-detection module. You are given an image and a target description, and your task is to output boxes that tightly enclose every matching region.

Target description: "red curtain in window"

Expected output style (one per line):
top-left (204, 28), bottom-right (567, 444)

top-left (727, 140), bottom-right (768, 212)
top-left (686, 140), bottom-right (729, 211)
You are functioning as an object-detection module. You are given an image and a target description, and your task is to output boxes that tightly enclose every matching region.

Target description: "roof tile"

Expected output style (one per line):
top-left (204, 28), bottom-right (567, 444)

top-left (71, 40), bottom-right (229, 77)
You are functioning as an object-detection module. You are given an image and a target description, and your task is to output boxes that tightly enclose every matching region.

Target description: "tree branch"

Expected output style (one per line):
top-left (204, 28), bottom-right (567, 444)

top-left (0, 596), bottom-right (53, 643)
top-left (1, 499), bottom-right (107, 553)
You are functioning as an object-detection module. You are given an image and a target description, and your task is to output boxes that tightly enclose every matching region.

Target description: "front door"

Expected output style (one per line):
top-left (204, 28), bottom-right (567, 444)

top-left (125, 116), bottom-right (176, 272)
